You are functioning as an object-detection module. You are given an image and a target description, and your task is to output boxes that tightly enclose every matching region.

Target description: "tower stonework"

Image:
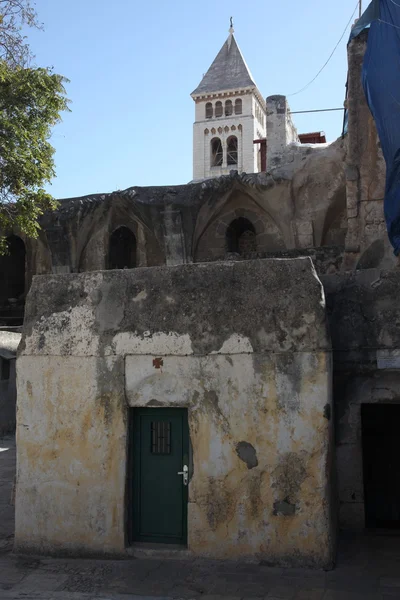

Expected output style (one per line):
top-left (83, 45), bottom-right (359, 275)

top-left (191, 26), bottom-right (266, 181)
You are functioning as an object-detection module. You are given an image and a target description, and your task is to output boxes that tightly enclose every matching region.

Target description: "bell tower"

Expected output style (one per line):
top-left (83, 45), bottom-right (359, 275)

top-left (191, 22), bottom-right (266, 181)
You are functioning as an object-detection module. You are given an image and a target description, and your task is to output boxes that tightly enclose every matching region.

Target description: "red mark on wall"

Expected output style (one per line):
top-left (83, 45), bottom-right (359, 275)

top-left (153, 357), bottom-right (164, 370)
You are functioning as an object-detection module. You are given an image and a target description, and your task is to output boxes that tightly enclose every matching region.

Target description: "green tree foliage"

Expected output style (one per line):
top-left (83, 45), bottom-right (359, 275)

top-left (0, 1), bottom-right (69, 253)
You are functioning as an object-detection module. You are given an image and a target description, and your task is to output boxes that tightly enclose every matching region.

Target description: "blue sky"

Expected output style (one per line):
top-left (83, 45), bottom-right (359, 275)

top-left (29, 0), bottom-right (361, 198)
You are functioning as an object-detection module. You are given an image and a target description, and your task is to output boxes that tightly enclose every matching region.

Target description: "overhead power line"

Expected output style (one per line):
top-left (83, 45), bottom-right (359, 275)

top-left (290, 107), bottom-right (344, 114)
top-left (287, 0), bottom-right (360, 97)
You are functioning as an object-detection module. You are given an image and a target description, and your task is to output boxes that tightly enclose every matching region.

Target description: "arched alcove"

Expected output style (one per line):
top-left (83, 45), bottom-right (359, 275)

top-left (227, 136), bottom-right (238, 166)
top-left (205, 102), bottom-right (213, 119)
top-left (0, 235), bottom-right (26, 305)
top-left (109, 226), bottom-right (137, 269)
top-left (193, 191), bottom-right (287, 263)
top-left (211, 137), bottom-right (223, 167)
top-left (226, 218), bottom-right (257, 254)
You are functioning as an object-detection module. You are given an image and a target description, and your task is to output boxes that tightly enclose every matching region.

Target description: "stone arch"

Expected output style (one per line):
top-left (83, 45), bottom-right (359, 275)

top-left (227, 136), bottom-right (238, 166)
top-left (77, 196), bottom-right (165, 272)
top-left (211, 137), bottom-right (223, 167)
top-left (108, 226), bottom-right (137, 269)
top-left (226, 218), bottom-right (257, 254)
top-left (235, 99), bottom-right (242, 115)
top-left (193, 191), bottom-right (286, 262)
top-left (225, 99), bottom-right (233, 117)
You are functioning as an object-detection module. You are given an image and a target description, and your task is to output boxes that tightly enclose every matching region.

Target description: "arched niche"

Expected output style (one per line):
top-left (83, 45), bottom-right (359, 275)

top-left (226, 218), bottom-right (257, 254)
top-left (108, 226), bottom-right (137, 269)
top-left (194, 206), bottom-right (285, 262)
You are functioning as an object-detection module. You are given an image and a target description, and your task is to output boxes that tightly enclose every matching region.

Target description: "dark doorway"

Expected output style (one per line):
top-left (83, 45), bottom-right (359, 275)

top-left (362, 403), bottom-right (400, 528)
top-left (226, 217), bottom-right (257, 255)
top-left (129, 407), bottom-right (189, 545)
top-left (109, 227), bottom-right (136, 269)
top-left (0, 235), bottom-right (25, 305)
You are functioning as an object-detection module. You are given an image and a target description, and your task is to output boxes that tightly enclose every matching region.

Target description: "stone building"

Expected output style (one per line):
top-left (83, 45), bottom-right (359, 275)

top-left (10, 29), bottom-right (400, 563)
top-left (191, 24), bottom-right (266, 179)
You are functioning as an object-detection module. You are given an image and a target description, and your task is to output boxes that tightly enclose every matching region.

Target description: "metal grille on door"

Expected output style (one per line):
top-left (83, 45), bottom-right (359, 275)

top-left (151, 422), bottom-right (171, 454)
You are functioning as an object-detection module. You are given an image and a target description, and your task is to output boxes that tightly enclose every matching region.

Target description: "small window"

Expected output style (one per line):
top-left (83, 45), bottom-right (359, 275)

top-left (235, 99), bottom-right (242, 115)
top-left (226, 218), bottom-right (257, 255)
top-left (205, 102), bottom-right (213, 119)
top-left (227, 136), bottom-right (238, 165)
top-left (215, 101), bottom-right (223, 118)
top-left (211, 137), bottom-right (223, 167)
top-left (151, 421), bottom-right (171, 454)
top-left (109, 226), bottom-right (137, 269)
top-left (1, 359), bottom-right (10, 381)
top-left (225, 100), bottom-right (233, 116)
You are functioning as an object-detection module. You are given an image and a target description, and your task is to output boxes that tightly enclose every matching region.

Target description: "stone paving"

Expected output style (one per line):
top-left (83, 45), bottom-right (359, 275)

top-left (2, 434), bottom-right (400, 599)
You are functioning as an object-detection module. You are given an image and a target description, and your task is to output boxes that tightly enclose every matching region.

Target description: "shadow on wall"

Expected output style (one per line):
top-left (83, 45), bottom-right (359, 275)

top-left (356, 240), bottom-right (385, 270)
top-left (0, 235), bottom-right (26, 326)
top-left (321, 190), bottom-right (347, 248)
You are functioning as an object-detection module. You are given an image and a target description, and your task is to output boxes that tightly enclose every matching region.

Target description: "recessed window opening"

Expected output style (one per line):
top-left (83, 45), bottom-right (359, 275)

top-left (205, 102), bottom-right (213, 119)
top-left (215, 101), bottom-right (223, 118)
top-left (109, 226), bottom-right (137, 269)
top-left (227, 136), bottom-right (238, 165)
top-left (1, 359), bottom-right (10, 381)
top-left (235, 99), bottom-right (242, 115)
top-left (2, 235), bottom-right (26, 300)
top-left (225, 100), bottom-right (233, 116)
top-left (211, 137), bottom-right (223, 167)
top-left (226, 217), bottom-right (257, 254)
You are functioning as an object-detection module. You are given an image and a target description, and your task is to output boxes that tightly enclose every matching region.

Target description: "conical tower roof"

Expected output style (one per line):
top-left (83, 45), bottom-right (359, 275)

top-left (191, 30), bottom-right (257, 96)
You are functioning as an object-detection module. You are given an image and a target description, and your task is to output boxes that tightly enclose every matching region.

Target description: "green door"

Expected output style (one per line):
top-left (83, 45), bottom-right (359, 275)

top-left (131, 407), bottom-right (189, 544)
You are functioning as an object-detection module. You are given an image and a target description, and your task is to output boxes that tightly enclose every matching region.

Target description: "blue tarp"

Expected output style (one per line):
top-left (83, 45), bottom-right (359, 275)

top-left (350, 0), bottom-right (400, 254)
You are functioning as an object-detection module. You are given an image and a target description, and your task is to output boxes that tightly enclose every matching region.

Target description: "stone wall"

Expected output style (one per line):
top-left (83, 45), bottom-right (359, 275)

top-left (1, 25), bottom-right (396, 327)
top-left (266, 96), bottom-right (299, 169)
top-left (16, 259), bottom-right (334, 567)
top-left (322, 269), bottom-right (400, 530)
top-left (343, 31), bottom-right (394, 270)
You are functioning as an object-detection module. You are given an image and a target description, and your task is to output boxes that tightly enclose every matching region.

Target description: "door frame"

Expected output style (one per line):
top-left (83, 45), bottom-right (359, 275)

top-left (128, 407), bottom-right (189, 545)
top-left (361, 402), bottom-right (400, 529)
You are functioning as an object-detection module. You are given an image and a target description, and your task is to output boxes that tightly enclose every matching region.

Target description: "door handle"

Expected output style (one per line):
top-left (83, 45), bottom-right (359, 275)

top-left (177, 465), bottom-right (189, 486)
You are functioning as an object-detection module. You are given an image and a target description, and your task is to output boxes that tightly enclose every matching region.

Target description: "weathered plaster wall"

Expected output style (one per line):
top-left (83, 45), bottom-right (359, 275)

top-left (16, 259), bottom-right (333, 567)
top-left (322, 269), bottom-right (400, 529)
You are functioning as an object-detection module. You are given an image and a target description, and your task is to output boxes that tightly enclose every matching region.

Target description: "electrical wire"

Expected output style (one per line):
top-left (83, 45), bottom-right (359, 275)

top-left (287, 0), bottom-right (360, 97)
